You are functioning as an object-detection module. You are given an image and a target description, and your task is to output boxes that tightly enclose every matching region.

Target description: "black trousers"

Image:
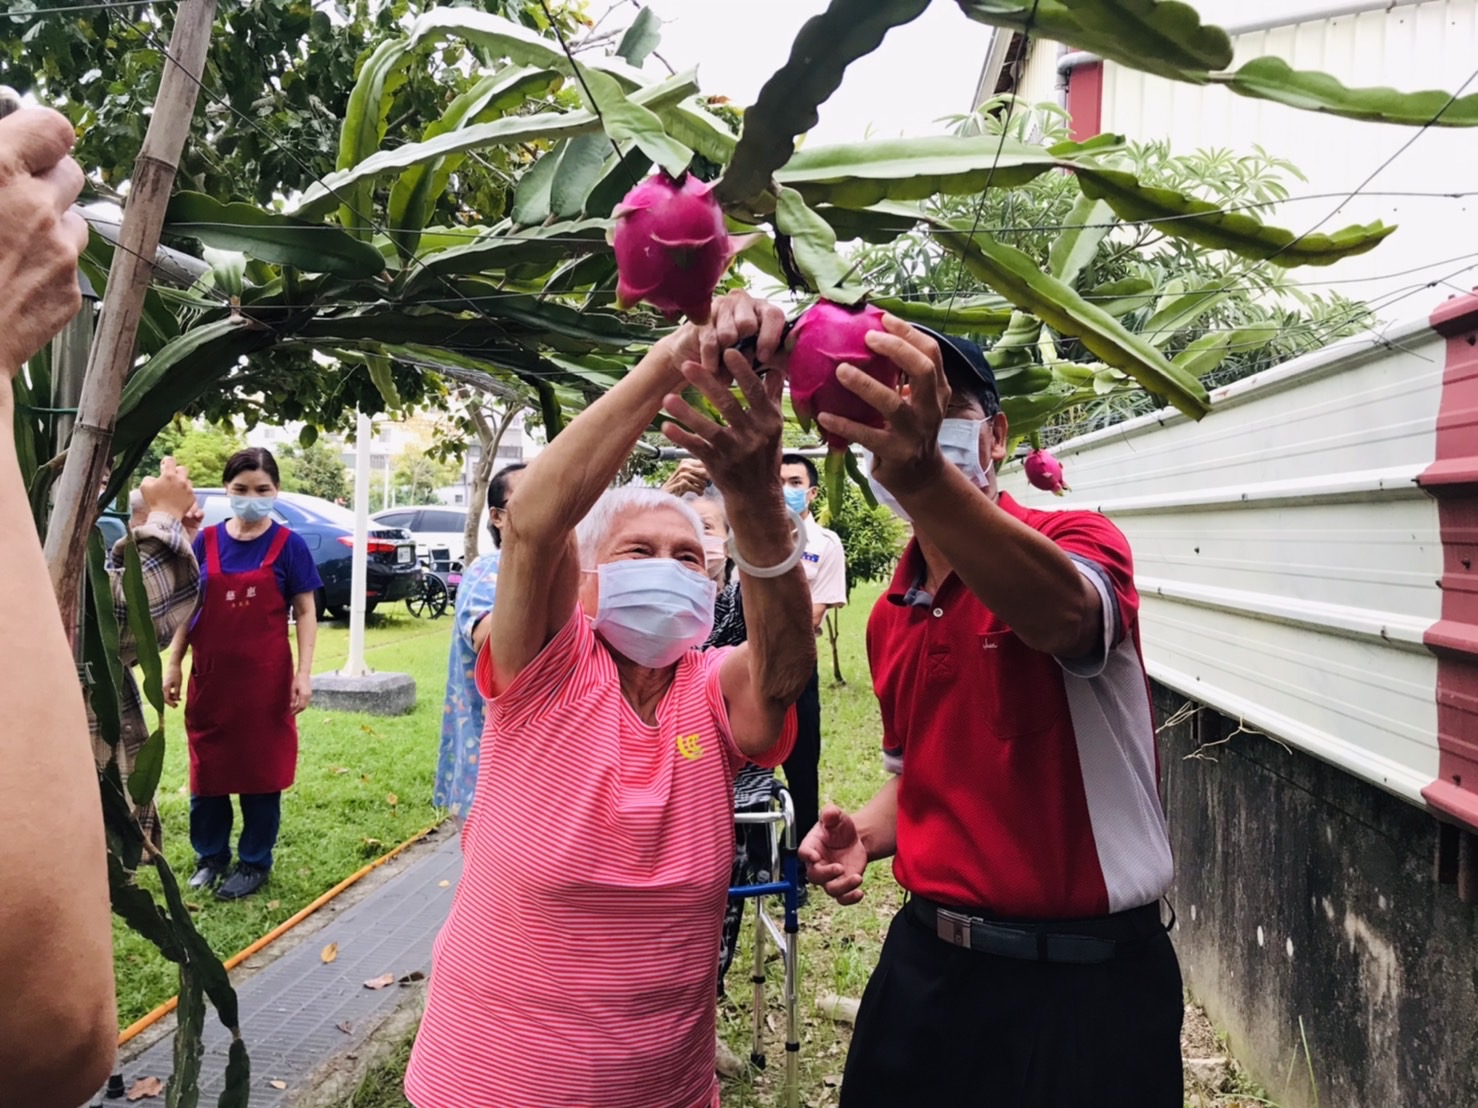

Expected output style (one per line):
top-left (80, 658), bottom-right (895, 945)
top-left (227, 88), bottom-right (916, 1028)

top-left (841, 903), bottom-right (1184, 1108)
top-left (782, 663), bottom-right (822, 847)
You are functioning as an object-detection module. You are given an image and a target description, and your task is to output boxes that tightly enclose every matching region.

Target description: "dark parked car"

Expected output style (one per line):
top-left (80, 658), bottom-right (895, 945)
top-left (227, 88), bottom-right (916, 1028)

top-left (193, 490), bottom-right (420, 620)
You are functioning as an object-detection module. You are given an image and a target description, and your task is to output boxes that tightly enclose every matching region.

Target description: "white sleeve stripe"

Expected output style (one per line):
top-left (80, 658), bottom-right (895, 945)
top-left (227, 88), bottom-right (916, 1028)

top-left (1071, 555), bottom-right (1118, 648)
top-left (1056, 557), bottom-right (1116, 679)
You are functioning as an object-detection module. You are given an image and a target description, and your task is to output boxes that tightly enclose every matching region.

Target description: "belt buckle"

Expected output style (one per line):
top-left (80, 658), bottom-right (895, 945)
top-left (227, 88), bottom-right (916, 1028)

top-left (936, 908), bottom-right (973, 948)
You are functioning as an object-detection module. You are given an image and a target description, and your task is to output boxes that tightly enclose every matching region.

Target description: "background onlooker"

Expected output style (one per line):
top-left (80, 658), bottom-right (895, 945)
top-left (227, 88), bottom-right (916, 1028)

top-left (436, 462), bottom-right (526, 823)
top-left (779, 452), bottom-right (848, 891)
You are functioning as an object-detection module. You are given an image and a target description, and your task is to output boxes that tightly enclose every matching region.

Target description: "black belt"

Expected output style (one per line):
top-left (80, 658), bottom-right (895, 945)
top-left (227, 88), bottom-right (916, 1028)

top-left (906, 895), bottom-right (1167, 965)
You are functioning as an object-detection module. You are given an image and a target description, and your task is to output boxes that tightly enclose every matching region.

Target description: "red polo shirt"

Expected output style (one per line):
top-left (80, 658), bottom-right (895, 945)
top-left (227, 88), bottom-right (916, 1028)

top-left (867, 493), bottom-right (1172, 920)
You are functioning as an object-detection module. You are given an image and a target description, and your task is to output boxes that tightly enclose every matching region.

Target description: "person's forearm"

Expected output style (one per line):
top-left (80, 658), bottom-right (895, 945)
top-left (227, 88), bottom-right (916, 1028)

top-left (729, 488), bottom-right (815, 705)
top-left (854, 776), bottom-right (900, 863)
top-left (167, 623), bottom-right (189, 668)
top-left (295, 605), bottom-right (317, 674)
top-left (505, 342), bottom-right (684, 545)
top-left (897, 458), bottom-right (1097, 656)
top-left (0, 383), bottom-right (116, 1098)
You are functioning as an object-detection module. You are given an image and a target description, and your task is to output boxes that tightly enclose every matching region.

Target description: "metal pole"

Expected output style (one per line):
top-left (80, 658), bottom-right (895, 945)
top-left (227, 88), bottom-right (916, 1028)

top-left (343, 410), bottom-right (371, 679)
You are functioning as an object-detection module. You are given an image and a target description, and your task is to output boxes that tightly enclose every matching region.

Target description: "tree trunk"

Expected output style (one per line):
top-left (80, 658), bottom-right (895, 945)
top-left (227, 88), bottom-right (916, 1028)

top-left (41, 0), bottom-right (219, 641)
top-left (826, 607), bottom-right (845, 686)
top-left (462, 401), bottom-right (519, 564)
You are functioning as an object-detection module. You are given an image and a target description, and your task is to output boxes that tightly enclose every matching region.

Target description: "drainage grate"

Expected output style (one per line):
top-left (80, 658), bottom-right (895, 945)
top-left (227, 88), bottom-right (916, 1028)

top-left (108, 833), bottom-right (462, 1106)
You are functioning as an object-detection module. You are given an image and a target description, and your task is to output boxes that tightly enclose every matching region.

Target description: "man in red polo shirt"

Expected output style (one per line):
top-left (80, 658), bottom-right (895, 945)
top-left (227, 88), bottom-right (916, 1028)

top-left (799, 316), bottom-right (1181, 1107)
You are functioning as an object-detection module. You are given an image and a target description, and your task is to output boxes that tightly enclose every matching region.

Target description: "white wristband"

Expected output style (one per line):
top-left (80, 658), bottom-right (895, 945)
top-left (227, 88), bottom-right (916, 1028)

top-left (727, 507), bottom-right (806, 579)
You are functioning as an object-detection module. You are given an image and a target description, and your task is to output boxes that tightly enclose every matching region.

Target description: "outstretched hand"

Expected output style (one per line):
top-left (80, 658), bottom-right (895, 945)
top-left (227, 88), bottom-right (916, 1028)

top-left (660, 289), bottom-right (789, 381)
top-left (661, 347), bottom-right (785, 499)
top-left (799, 804), bottom-right (869, 906)
top-left (0, 108), bottom-right (89, 377)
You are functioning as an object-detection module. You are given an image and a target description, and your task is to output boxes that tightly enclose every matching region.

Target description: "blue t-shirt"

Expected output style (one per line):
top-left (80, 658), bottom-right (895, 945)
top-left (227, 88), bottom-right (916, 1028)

top-left (192, 522), bottom-right (323, 610)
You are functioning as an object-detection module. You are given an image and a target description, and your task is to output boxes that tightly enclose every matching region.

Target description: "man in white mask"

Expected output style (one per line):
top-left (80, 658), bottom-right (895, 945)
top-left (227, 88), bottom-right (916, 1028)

top-left (800, 317), bottom-right (1181, 1108)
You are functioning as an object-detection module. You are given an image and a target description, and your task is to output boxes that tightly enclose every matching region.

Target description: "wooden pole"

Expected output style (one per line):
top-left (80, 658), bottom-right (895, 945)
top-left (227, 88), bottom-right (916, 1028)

top-left (42, 0), bottom-right (218, 637)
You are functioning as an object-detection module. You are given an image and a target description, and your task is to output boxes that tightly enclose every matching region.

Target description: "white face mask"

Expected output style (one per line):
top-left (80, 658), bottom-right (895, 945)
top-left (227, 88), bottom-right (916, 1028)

top-left (592, 558), bottom-right (717, 668)
top-left (865, 419), bottom-right (994, 522)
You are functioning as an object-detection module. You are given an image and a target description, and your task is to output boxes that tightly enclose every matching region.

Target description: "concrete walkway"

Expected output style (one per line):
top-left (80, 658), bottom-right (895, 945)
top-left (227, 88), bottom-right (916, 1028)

top-left (99, 831), bottom-right (462, 1106)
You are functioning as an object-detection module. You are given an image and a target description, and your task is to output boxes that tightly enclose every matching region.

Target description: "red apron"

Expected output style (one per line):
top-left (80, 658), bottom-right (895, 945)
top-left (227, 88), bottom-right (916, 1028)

top-left (185, 523), bottom-right (298, 797)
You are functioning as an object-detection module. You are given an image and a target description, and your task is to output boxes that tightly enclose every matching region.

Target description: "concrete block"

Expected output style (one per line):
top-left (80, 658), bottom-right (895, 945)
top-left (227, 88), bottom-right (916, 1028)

top-left (311, 671), bottom-right (417, 716)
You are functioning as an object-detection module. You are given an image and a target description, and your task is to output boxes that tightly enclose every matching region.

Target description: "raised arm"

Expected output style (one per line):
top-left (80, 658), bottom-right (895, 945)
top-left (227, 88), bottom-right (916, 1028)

top-left (820, 317), bottom-right (1100, 659)
top-left (488, 291), bottom-right (790, 695)
top-left (0, 106), bottom-right (116, 1105)
top-left (662, 347), bottom-right (815, 757)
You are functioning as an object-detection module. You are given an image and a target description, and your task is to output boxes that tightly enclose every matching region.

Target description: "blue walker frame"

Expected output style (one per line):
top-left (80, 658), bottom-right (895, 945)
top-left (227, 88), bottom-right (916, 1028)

top-left (727, 782), bottom-right (801, 1108)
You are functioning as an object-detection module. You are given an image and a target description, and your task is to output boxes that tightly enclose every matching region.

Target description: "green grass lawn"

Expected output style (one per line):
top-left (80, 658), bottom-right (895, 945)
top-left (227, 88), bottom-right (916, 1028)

top-left (342, 581), bottom-right (899, 1108)
top-left (115, 608), bottom-right (455, 1027)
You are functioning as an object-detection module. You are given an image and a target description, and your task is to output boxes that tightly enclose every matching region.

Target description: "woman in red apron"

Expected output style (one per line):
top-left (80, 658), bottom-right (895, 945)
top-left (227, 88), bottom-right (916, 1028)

top-left (165, 448), bottom-right (322, 901)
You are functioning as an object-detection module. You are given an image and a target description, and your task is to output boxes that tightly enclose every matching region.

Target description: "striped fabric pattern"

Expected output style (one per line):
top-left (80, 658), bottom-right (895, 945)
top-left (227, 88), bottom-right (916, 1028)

top-left (405, 611), bottom-right (793, 1108)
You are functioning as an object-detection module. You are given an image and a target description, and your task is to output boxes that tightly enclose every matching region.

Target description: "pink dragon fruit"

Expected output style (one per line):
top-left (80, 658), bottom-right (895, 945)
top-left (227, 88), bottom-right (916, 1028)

top-left (1024, 447), bottom-right (1070, 496)
top-left (610, 172), bottom-right (742, 323)
top-left (785, 300), bottom-right (901, 508)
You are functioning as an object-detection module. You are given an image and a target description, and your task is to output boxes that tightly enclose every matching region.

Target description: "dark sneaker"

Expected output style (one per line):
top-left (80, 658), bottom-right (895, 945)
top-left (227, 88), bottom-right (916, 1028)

top-left (188, 860), bottom-right (228, 890)
top-left (215, 864), bottom-right (269, 901)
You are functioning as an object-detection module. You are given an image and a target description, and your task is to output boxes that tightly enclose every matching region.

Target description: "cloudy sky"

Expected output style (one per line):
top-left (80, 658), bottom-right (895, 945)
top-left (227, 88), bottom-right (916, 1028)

top-left (631, 1), bottom-right (997, 144)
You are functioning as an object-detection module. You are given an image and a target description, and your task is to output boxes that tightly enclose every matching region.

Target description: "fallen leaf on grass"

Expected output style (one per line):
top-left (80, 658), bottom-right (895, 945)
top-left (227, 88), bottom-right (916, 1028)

top-left (386, 792), bottom-right (399, 806)
top-left (126, 1076), bottom-right (163, 1100)
top-left (185, 902), bottom-right (203, 913)
top-left (267, 899), bottom-right (281, 910)
top-left (336, 1021), bottom-right (353, 1034)
top-left (438, 880), bottom-right (450, 888)
top-left (823, 1074), bottom-right (842, 1087)
top-left (269, 1079), bottom-right (287, 1090)
top-left (364, 973), bottom-right (395, 989)
top-left (399, 971), bottom-right (425, 985)
top-left (331, 767), bottom-right (350, 775)
top-left (321, 943), bottom-right (338, 964)
top-left (360, 773), bottom-right (372, 783)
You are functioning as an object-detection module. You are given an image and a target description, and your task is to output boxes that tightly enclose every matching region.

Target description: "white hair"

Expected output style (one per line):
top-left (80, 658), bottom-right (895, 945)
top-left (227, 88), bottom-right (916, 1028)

top-left (575, 486), bottom-right (704, 569)
top-left (129, 489), bottom-right (146, 514)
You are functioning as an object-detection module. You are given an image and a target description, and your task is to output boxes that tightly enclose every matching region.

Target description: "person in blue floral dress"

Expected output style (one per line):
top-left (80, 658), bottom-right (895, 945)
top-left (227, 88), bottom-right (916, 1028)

top-left (435, 464), bottom-right (526, 823)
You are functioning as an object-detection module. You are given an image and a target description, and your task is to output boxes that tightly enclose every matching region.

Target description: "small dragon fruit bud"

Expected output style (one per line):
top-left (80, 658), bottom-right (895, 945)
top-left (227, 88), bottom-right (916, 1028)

top-left (1024, 447), bottom-right (1070, 496)
top-left (610, 172), bottom-right (741, 324)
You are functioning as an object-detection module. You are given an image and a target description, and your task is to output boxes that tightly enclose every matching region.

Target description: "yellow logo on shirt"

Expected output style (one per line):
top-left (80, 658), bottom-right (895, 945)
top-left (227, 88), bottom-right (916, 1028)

top-left (676, 733), bottom-right (704, 761)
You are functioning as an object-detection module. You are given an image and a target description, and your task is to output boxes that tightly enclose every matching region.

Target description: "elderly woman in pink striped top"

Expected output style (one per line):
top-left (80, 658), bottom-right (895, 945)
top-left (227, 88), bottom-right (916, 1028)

top-left (405, 291), bottom-right (815, 1108)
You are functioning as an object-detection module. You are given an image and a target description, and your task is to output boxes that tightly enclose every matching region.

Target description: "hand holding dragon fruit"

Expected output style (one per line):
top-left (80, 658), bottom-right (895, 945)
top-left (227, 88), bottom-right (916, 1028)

top-left (610, 172), bottom-right (745, 324)
top-left (786, 299), bottom-right (902, 509)
top-left (1024, 447), bottom-right (1070, 496)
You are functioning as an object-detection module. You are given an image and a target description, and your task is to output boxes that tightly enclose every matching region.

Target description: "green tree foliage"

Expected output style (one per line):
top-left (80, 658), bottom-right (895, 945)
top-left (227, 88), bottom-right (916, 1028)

top-left (165, 422), bottom-right (244, 486)
top-left (279, 440), bottom-right (351, 502)
top-left (815, 473), bottom-right (908, 683)
top-left (856, 99), bottom-right (1374, 445)
top-left (393, 449), bottom-right (459, 505)
top-left (1, 0), bottom-right (581, 211)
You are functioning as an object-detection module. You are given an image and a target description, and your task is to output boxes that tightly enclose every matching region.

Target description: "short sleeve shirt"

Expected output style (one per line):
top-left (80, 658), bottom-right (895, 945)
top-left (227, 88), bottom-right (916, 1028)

top-left (406, 612), bottom-right (795, 1108)
top-left (192, 522), bottom-right (322, 611)
top-left (434, 552), bottom-right (500, 817)
top-left (802, 517), bottom-right (847, 608)
top-left (866, 492), bottom-right (1172, 920)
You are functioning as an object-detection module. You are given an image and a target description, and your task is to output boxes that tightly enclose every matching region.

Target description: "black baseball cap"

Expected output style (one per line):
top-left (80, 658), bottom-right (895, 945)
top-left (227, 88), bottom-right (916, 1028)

top-left (912, 324), bottom-right (1000, 408)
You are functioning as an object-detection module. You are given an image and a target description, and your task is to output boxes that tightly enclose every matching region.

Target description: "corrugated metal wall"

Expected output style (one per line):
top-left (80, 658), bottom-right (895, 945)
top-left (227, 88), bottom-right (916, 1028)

top-left (1109, 0), bottom-right (1478, 306)
top-left (1000, 317), bottom-right (1447, 804)
top-left (1013, 1), bottom-right (1478, 307)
